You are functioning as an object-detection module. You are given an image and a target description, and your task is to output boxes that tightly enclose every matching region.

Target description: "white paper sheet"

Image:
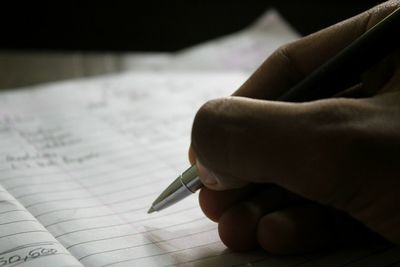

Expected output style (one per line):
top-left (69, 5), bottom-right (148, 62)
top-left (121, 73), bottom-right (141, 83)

top-left (0, 72), bottom-right (398, 267)
top-left (120, 10), bottom-right (299, 73)
top-left (0, 184), bottom-right (82, 267)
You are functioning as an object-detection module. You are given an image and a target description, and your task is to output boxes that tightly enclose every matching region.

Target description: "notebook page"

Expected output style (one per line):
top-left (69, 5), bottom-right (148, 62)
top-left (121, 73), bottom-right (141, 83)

top-left (0, 71), bottom-right (270, 267)
top-left (0, 184), bottom-right (82, 267)
top-left (120, 10), bottom-right (299, 73)
top-left (0, 72), bottom-right (398, 267)
top-left (171, 10), bottom-right (299, 72)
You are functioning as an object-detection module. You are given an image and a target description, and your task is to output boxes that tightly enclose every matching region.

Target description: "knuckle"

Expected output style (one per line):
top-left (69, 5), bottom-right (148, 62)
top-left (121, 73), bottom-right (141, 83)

top-left (270, 43), bottom-right (306, 83)
top-left (193, 97), bottom-right (231, 128)
top-left (313, 100), bottom-right (373, 158)
top-left (191, 97), bottom-right (233, 172)
top-left (294, 100), bottom-right (370, 200)
top-left (192, 99), bottom-right (221, 141)
top-left (308, 99), bottom-right (358, 128)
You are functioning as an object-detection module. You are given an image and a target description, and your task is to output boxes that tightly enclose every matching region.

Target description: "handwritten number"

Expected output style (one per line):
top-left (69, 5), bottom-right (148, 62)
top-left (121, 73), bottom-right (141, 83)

top-left (8, 255), bottom-right (21, 264)
top-left (0, 247), bottom-right (58, 266)
top-left (28, 248), bottom-right (41, 258)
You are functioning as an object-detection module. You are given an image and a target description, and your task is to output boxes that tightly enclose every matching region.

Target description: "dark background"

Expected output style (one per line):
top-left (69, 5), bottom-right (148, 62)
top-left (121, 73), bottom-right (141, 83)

top-left (1, 0), bottom-right (384, 52)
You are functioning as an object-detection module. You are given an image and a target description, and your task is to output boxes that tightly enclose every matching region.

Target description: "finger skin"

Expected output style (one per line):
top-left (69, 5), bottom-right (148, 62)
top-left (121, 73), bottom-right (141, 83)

top-left (255, 205), bottom-right (375, 255)
top-left (191, 0), bottom-right (400, 193)
top-left (218, 201), bottom-right (261, 251)
top-left (218, 201), bottom-right (382, 254)
top-left (216, 187), bottom-right (302, 252)
top-left (257, 205), bottom-right (337, 255)
top-left (192, 0), bottom-right (400, 193)
top-left (190, 0), bottom-right (400, 249)
top-left (191, 96), bottom-right (374, 193)
top-left (199, 184), bottom-right (301, 221)
top-left (192, 94), bottom-right (400, 244)
top-left (199, 185), bottom-right (257, 222)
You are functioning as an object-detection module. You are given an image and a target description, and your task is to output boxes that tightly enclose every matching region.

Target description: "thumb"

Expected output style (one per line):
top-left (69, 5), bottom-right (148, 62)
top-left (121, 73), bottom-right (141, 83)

top-left (191, 96), bottom-right (380, 205)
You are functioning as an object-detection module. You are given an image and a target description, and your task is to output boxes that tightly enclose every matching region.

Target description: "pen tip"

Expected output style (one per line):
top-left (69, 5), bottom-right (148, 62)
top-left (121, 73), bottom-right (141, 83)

top-left (147, 207), bottom-right (155, 214)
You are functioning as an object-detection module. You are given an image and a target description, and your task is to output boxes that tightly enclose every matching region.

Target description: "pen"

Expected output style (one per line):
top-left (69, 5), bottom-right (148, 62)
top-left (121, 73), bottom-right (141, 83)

top-left (148, 6), bottom-right (400, 214)
top-left (148, 165), bottom-right (201, 213)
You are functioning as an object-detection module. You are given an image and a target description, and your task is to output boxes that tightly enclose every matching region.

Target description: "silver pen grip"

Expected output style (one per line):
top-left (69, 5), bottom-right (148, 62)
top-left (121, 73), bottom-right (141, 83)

top-left (149, 165), bottom-right (202, 213)
top-left (180, 165), bottom-right (202, 193)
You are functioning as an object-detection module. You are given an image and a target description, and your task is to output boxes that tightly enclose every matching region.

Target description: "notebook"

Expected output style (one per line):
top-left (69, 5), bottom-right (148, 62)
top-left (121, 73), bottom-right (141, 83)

top-left (0, 71), bottom-right (399, 267)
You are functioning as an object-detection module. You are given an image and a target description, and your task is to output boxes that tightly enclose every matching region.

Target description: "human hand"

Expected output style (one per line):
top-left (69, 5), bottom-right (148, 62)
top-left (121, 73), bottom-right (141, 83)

top-left (189, 0), bottom-right (400, 254)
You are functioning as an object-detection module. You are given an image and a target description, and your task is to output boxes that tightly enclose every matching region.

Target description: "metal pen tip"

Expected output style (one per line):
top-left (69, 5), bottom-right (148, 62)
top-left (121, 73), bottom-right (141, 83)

top-left (146, 165), bottom-right (202, 214)
top-left (147, 206), bottom-right (155, 214)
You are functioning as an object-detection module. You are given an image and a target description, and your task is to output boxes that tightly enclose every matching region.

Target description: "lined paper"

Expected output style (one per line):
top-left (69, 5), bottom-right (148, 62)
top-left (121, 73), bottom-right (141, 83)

top-left (166, 10), bottom-right (299, 72)
top-left (0, 72), bottom-right (398, 267)
top-left (0, 72), bottom-right (266, 267)
top-left (0, 184), bottom-right (82, 267)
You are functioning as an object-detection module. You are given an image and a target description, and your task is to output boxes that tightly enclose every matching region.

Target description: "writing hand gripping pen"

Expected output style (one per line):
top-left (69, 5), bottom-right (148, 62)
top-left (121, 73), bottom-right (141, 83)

top-left (148, 6), bottom-right (400, 214)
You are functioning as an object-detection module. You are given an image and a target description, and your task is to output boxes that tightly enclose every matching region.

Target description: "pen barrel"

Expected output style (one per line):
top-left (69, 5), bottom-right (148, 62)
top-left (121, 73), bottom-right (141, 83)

top-left (150, 165), bottom-right (201, 212)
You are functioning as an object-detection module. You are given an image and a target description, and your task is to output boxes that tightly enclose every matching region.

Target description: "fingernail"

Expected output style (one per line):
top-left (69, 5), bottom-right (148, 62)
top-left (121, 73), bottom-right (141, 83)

top-left (196, 160), bottom-right (218, 185)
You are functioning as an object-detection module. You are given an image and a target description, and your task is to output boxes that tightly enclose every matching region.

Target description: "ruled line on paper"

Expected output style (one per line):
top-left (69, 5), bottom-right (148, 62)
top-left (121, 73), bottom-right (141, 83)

top-left (23, 184), bottom-right (159, 209)
top-left (11, 173), bottom-right (176, 209)
top-left (2, 156), bottom-right (183, 206)
top-left (77, 226), bottom-right (217, 261)
top-left (16, 172), bottom-right (166, 201)
top-left (22, 181), bottom-right (162, 208)
top-left (0, 230), bottom-right (50, 241)
top-left (99, 241), bottom-right (223, 267)
top-left (7, 160), bottom-right (167, 192)
top-left (4, 158), bottom-right (169, 193)
top-left (32, 190), bottom-right (157, 218)
top-left (0, 71), bottom-right (398, 267)
top-left (33, 193), bottom-right (153, 218)
top-left (1, 154), bottom-right (183, 200)
top-left (54, 205), bottom-right (198, 239)
top-left (65, 217), bottom-right (207, 250)
top-left (15, 187), bottom-right (86, 199)
top-left (41, 189), bottom-right (161, 225)
top-left (24, 187), bottom-right (160, 210)
top-left (44, 206), bottom-right (149, 228)
top-left (7, 180), bottom-right (75, 191)
top-left (163, 250), bottom-right (233, 267)
top-left (0, 209), bottom-right (28, 216)
top-left (0, 191), bottom-right (83, 266)
top-left (0, 219), bottom-right (40, 226)
top-left (0, 139), bottom-right (177, 183)
top-left (0, 123), bottom-right (186, 169)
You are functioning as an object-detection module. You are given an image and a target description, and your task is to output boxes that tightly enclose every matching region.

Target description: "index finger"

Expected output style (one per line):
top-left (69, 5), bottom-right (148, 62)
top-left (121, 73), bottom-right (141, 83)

top-left (234, 1), bottom-right (400, 100)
